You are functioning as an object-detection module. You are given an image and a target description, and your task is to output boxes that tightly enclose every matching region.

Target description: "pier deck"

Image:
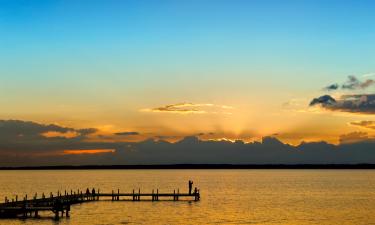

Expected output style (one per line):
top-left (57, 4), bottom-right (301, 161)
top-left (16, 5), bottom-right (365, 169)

top-left (0, 186), bottom-right (200, 220)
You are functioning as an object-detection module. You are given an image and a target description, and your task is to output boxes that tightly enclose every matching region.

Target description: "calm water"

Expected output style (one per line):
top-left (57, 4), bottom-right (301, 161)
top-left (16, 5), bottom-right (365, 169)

top-left (0, 170), bottom-right (375, 225)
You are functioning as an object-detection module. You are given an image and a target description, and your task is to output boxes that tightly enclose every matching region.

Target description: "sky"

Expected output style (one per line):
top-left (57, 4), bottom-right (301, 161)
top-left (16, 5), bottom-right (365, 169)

top-left (1, 1), bottom-right (375, 164)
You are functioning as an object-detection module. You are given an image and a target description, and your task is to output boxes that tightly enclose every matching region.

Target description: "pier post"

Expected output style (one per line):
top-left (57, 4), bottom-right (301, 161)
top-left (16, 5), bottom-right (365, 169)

top-left (66, 204), bottom-right (70, 217)
top-left (152, 189), bottom-right (154, 201)
top-left (22, 201), bottom-right (26, 218)
top-left (157, 189), bottom-right (159, 201)
top-left (54, 210), bottom-right (59, 220)
top-left (111, 190), bottom-right (114, 201)
top-left (173, 190), bottom-right (176, 201)
top-left (132, 189), bottom-right (135, 201)
top-left (177, 189), bottom-right (179, 201)
top-left (117, 189), bottom-right (120, 201)
top-left (138, 188), bottom-right (141, 201)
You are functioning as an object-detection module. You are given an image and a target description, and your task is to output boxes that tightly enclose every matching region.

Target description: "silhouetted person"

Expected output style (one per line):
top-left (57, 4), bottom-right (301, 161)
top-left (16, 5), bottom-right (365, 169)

top-left (86, 188), bottom-right (90, 199)
top-left (189, 180), bottom-right (193, 195)
top-left (194, 187), bottom-right (198, 194)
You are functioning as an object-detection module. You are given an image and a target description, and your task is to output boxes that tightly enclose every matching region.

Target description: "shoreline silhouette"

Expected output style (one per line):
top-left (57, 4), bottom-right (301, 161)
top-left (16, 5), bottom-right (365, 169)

top-left (1, 164), bottom-right (375, 170)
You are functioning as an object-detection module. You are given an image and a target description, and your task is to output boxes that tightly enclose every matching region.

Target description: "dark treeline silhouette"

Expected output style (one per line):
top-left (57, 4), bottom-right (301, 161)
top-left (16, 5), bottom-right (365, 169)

top-left (0, 135), bottom-right (375, 166)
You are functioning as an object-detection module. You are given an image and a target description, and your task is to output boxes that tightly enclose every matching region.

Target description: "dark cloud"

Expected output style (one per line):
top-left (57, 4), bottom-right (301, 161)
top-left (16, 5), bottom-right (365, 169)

top-left (323, 83), bottom-right (339, 91)
top-left (0, 120), bottom-right (97, 139)
top-left (78, 128), bottom-right (97, 135)
top-left (309, 94), bottom-right (375, 114)
top-left (322, 75), bottom-right (375, 91)
top-left (342, 75), bottom-right (374, 90)
top-left (114, 132), bottom-right (140, 136)
top-left (309, 95), bottom-right (336, 106)
top-left (350, 121), bottom-right (375, 130)
top-left (0, 120), bottom-right (102, 154)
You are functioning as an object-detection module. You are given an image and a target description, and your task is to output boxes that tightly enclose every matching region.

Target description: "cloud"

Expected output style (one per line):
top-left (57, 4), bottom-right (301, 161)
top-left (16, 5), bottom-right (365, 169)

top-left (0, 120), bottom-right (97, 139)
top-left (114, 131), bottom-right (140, 136)
top-left (349, 121), bottom-right (375, 130)
top-left (309, 95), bottom-right (336, 106)
top-left (323, 75), bottom-right (375, 91)
top-left (3, 120), bottom-right (375, 166)
top-left (309, 94), bottom-right (375, 114)
top-left (342, 75), bottom-right (374, 90)
top-left (339, 132), bottom-right (369, 144)
top-left (141, 103), bottom-right (233, 114)
top-left (0, 120), bottom-right (105, 155)
top-left (3, 119), bottom-right (375, 166)
top-left (362, 73), bottom-right (375, 78)
top-left (323, 83), bottom-right (339, 91)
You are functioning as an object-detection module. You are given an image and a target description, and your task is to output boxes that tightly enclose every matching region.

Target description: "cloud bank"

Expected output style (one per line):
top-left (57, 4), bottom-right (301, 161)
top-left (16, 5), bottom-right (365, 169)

top-left (1, 120), bottom-right (375, 166)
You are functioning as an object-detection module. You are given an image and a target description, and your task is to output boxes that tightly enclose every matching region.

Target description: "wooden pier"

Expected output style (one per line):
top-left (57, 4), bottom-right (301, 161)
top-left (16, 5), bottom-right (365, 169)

top-left (0, 185), bottom-right (200, 220)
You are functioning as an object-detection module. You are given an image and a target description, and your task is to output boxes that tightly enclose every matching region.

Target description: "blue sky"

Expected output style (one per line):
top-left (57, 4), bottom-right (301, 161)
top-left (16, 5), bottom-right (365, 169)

top-left (1, 0), bottom-right (375, 144)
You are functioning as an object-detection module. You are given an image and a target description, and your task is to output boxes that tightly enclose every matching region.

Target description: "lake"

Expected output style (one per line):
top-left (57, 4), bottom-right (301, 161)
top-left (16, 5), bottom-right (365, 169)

top-left (0, 170), bottom-right (375, 225)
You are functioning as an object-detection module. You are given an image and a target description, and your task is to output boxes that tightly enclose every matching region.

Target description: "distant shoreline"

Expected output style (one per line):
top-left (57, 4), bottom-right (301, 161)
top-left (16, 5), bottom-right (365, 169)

top-left (1, 164), bottom-right (375, 170)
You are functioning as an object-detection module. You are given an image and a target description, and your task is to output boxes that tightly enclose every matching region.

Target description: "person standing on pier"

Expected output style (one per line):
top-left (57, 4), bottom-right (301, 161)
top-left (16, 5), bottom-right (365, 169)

top-left (92, 188), bottom-right (96, 200)
top-left (86, 188), bottom-right (90, 199)
top-left (188, 180), bottom-right (193, 195)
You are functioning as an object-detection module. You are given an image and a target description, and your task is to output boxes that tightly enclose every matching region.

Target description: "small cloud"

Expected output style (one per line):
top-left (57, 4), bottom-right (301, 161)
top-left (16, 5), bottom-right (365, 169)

top-left (349, 121), bottom-right (375, 130)
top-left (323, 83), bottom-right (339, 91)
top-left (309, 95), bottom-right (336, 106)
top-left (114, 131), bottom-right (140, 136)
top-left (141, 103), bottom-right (233, 114)
top-left (362, 72), bottom-right (375, 78)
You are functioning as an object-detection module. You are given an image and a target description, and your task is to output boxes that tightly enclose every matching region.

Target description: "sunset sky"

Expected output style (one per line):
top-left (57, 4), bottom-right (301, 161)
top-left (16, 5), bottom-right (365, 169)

top-left (1, 0), bottom-right (375, 149)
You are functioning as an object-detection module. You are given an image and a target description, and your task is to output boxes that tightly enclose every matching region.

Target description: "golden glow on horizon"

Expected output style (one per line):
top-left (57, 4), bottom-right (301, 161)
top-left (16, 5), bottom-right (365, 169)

top-left (3, 96), bottom-right (375, 146)
top-left (42, 131), bottom-right (80, 138)
top-left (62, 149), bottom-right (115, 155)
